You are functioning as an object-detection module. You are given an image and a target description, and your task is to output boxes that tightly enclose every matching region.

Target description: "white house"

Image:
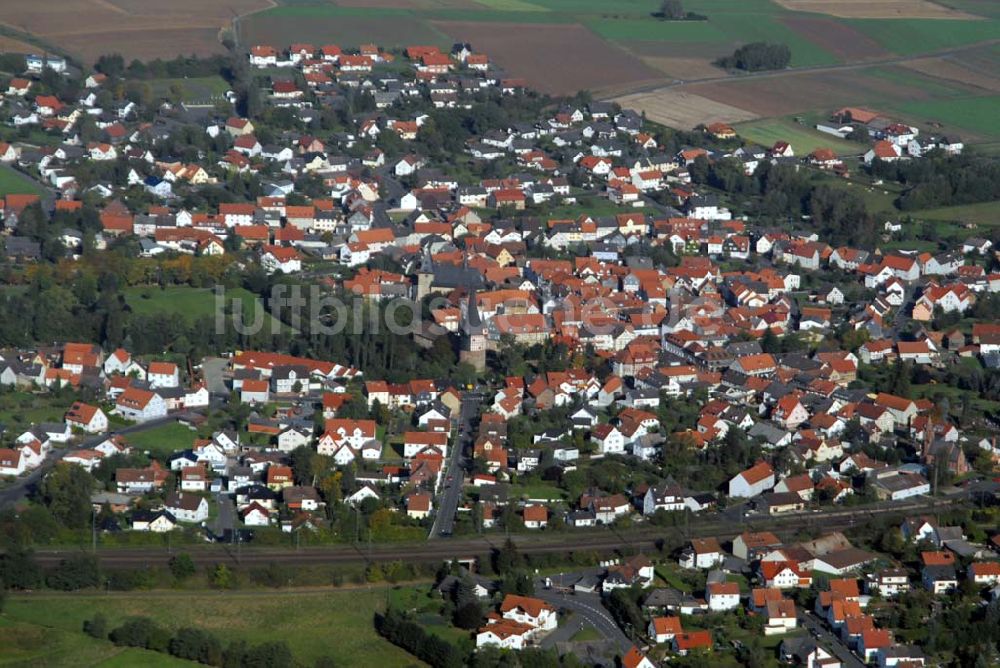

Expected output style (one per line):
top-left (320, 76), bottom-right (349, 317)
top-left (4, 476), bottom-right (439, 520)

top-left (499, 595), bottom-right (558, 631)
top-left (163, 492), bottom-right (208, 523)
top-left (728, 462), bottom-right (775, 498)
top-left (64, 402), bottom-right (108, 433)
top-left (0, 448), bottom-right (25, 476)
top-left (115, 387), bottom-right (167, 422)
top-left (707, 582), bottom-right (741, 611)
top-left (147, 361), bottom-right (180, 389)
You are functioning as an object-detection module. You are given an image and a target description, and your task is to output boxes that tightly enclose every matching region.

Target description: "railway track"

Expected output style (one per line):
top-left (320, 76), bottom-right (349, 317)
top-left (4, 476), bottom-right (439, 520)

top-left (23, 496), bottom-right (967, 568)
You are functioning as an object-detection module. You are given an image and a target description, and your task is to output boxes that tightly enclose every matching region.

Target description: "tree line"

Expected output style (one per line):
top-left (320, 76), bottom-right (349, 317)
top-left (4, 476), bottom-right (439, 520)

top-left (715, 42), bottom-right (791, 72)
top-left (869, 151), bottom-right (1000, 211)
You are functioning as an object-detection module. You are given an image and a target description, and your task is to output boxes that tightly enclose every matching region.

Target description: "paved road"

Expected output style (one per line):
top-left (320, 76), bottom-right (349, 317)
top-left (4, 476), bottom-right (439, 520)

top-left (799, 610), bottom-right (865, 668)
top-left (0, 413), bottom-right (192, 509)
top-left (535, 587), bottom-right (632, 655)
top-left (429, 392), bottom-right (480, 538)
top-left (210, 490), bottom-right (237, 539)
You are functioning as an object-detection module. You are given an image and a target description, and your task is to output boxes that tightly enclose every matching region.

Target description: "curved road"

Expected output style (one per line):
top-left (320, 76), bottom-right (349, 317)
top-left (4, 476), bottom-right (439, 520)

top-left (536, 586), bottom-right (632, 655)
top-left (0, 413), bottom-right (193, 509)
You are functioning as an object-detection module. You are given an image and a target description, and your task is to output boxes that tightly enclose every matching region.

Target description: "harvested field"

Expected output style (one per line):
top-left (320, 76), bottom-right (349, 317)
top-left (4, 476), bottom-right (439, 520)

top-left (242, 13), bottom-right (447, 48)
top-left (781, 16), bottom-right (890, 60)
top-left (431, 21), bottom-right (665, 94)
top-left (0, 35), bottom-right (36, 55)
top-left (335, 0), bottom-right (479, 7)
top-left (638, 56), bottom-right (726, 81)
top-left (772, 0), bottom-right (979, 19)
top-left (903, 56), bottom-right (1000, 92)
top-left (613, 89), bottom-right (759, 129)
top-left (686, 69), bottom-right (934, 117)
top-left (0, 0), bottom-right (271, 62)
top-left (58, 28), bottom-right (228, 62)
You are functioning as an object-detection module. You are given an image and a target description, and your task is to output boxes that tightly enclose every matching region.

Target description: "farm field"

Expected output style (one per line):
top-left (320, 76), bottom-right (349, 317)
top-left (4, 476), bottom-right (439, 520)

top-left (888, 95), bottom-right (1000, 139)
top-left (771, 0), bottom-right (980, 19)
top-left (431, 21), bottom-right (664, 94)
top-left (121, 421), bottom-right (198, 456)
top-left (3, 587), bottom-right (424, 667)
top-left (901, 56), bottom-right (1000, 93)
top-left (733, 118), bottom-right (866, 155)
top-left (0, 0), bottom-right (272, 64)
top-left (614, 88), bottom-right (759, 128)
top-left (0, 34), bottom-right (37, 55)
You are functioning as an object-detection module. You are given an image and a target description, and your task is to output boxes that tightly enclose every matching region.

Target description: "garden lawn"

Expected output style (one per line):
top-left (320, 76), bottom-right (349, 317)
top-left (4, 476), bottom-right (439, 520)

top-left (4, 587), bottom-right (423, 667)
top-left (148, 76), bottom-right (230, 103)
top-left (0, 390), bottom-right (73, 428)
top-left (510, 482), bottom-right (568, 501)
top-left (120, 421), bottom-right (197, 456)
top-left (0, 164), bottom-right (44, 196)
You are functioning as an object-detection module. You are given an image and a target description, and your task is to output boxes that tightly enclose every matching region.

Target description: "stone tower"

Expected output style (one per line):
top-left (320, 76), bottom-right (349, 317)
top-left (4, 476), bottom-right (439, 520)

top-left (415, 247), bottom-right (434, 302)
top-left (460, 290), bottom-right (486, 372)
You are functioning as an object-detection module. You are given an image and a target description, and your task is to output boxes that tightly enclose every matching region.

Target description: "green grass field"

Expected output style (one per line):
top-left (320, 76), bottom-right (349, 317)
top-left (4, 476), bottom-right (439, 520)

top-left (891, 95), bottom-right (1000, 139)
top-left (3, 587), bottom-right (423, 667)
top-left (909, 200), bottom-right (1000, 226)
top-left (846, 17), bottom-right (1000, 56)
top-left (734, 118), bottom-right (865, 156)
top-left (473, 0), bottom-right (551, 11)
top-left (124, 286), bottom-right (287, 333)
top-left (0, 616), bottom-right (189, 667)
top-left (148, 76), bottom-right (230, 103)
top-left (0, 390), bottom-right (73, 429)
top-left (121, 421), bottom-right (197, 456)
top-left (0, 164), bottom-right (45, 197)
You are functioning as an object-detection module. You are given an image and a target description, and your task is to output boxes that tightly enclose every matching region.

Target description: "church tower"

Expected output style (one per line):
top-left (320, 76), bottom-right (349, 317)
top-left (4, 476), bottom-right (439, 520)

top-left (415, 247), bottom-right (434, 302)
top-left (460, 290), bottom-right (486, 372)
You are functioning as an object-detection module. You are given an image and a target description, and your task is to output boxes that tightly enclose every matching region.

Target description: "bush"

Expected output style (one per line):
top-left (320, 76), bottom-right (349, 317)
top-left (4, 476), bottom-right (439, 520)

top-left (46, 555), bottom-right (100, 591)
top-left (83, 613), bottom-right (108, 639)
top-left (169, 627), bottom-right (223, 665)
top-left (243, 641), bottom-right (293, 668)
top-left (169, 553), bottom-right (196, 581)
top-left (0, 549), bottom-right (43, 590)
top-left (109, 616), bottom-right (171, 652)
